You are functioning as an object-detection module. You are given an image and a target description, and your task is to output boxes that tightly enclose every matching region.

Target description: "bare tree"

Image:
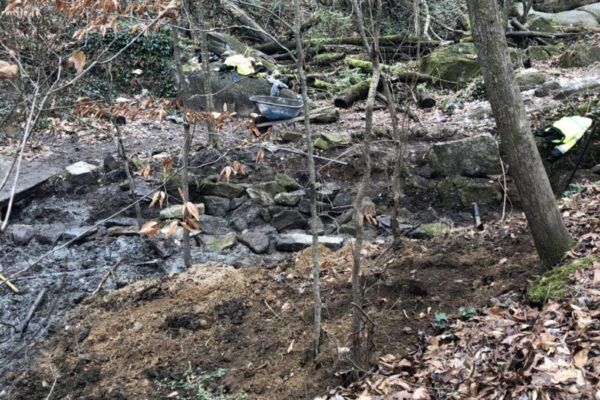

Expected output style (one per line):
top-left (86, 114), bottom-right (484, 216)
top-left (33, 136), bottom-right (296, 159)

top-left (466, 0), bottom-right (573, 267)
top-left (171, 13), bottom-right (193, 268)
top-left (195, 2), bottom-right (218, 148)
top-left (293, 0), bottom-right (322, 356)
top-left (349, 0), bottom-right (382, 371)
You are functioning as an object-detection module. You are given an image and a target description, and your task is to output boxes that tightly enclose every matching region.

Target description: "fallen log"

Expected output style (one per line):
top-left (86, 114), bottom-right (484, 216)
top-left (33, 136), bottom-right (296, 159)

top-left (221, 0), bottom-right (272, 43)
top-left (256, 34), bottom-right (440, 55)
top-left (310, 52), bottom-right (346, 65)
top-left (334, 80), bottom-right (372, 109)
top-left (346, 58), bottom-right (439, 85)
top-left (553, 80), bottom-right (600, 99)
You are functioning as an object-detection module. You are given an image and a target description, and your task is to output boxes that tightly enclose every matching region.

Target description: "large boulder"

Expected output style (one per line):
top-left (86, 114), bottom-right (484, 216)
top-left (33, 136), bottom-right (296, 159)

top-left (426, 133), bottom-right (502, 177)
top-left (422, 43), bottom-right (481, 89)
top-left (183, 71), bottom-right (297, 116)
top-left (436, 176), bottom-right (501, 208)
top-left (532, 0), bottom-right (598, 12)
top-left (579, 3), bottom-right (600, 19)
top-left (557, 42), bottom-right (600, 68)
top-left (528, 9), bottom-right (600, 30)
top-left (422, 43), bottom-right (524, 88)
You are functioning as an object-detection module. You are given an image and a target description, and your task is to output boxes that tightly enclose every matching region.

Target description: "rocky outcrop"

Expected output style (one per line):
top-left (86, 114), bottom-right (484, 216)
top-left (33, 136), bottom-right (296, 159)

top-left (426, 133), bottom-right (502, 178)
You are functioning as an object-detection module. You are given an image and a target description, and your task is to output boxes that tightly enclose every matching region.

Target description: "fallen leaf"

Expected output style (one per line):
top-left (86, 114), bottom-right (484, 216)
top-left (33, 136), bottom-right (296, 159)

top-left (573, 348), bottom-right (589, 368)
top-left (68, 50), bottom-right (87, 74)
top-left (0, 60), bottom-right (18, 80)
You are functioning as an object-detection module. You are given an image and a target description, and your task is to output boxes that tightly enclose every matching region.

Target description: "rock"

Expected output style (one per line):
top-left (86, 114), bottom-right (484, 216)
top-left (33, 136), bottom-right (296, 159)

top-left (534, 80), bottom-right (562, 97)
top-left (529, 9), bottom-right (599, 31)
top-left (199, 180), bottom-right (244, 198)
top-left (252, 181), bottom-right (285, 197)
top-left (422, 43), bottom-right (481, 88)
top-left (533, 0), bottom-right (598, 13)
top-left (183, 69), bottom-right (297, 116)
top-left (7, 224), bottom-right (34, 245)
top-left (104, 217), bottom-right (139, 227)
top-left (34, 224), bottom-right (65, 245)
top-left (61, 226), bottom-right (98, 242)
top-left (65, 161), bottom-right (99, 184)
top-left (200, 232), bottom-right (237, 252)
top-left (247, 187), bottom-right (274, 206)
top-left (579, 3), bottom-right (600, 19)
top-left (426, 133), bottom-right (501, 177)
top-left (238, 230), bottom-right (271, 254)
top-left (298, 199), bottom-right (332, 214)
top-left (199, 215), bottom-right (230, 235)
top-left (592, 164), bottom-right (600, 175)
top-left (314, 137), bottom-right (331, 150)
top-left (275, 233), bottom-right (345, 252)
top-left (422, 43), bottom-right (524, 88)
top-left (0, 157), bottom-right (62, 207)
top-left (527, 44), bottom-right (564, 62)
top-left (259, 207), bottom-right (271, 222)
top-left (332, 192), bottom-right (353, 208)
top-left (102, 154), bottom-right (120, 172)
top-left (275, 174), bottom-right (302, 191)
top-left (321, 130), bottom-right (351, 147)
top-left (315, 182), bottom-right (340, 201)
top-left (190, 148), bottom-right (228, 171)
top-left (436, 176), bottom-right (501, 208)
top-left (160, 203), bottom-right (205, 220)
top-left (271, 209), bottom-right (308, 232)
top-left (516, 69), bottom-right (548, 91)
top-left (339, 222), bottom-right (358, 236)
top-left (200, 196), bottom-right (230, 216)
top-left (108, 225), bottom-right (139, 236)
top-left (274, 190), bottom-right (304, 206)
top-left (276, 129), bottom-right (302, 143)
top-left (231, 202), bottom-right (261, 231)
top-left (420, 223), bottom-right (451, 238)
top-left (557, 42), bottom-right (600, 68)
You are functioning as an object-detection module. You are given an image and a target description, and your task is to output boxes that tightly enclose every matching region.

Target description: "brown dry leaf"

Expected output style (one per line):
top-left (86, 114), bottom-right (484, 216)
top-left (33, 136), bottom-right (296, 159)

top-left (0, 60), bottom-right (18, 80)
top-left (149, 191), bottom-right (166, 208)
top-left (574, 348), bottom-right (589, 368)
top-left (185, 202), bottom-right (201, 221)
top-left (164, 220), bottom-right (179, 238)
top-left (139, 221), bottom-right (160, 237)
top-left (232, 161), bottom-right (245, 175)
top-left (255, 148), bottom-right (265, 163)
top-left (219, 166), bottom-right (235, 182)
top-left (412, 387), bottom-right (431, 400)
top-left (161, 156), bottom-right (173, 169)
top-left (68, 50), bottom-right (87, 74)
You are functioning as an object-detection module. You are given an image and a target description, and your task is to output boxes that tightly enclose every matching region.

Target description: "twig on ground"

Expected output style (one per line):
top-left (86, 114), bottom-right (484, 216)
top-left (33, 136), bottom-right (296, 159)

top-left (264, 299), bottom-right (283, 320)
top-left (91, 261), bottom-right (121, 296)
top-left (17, 288), bottom-right (47, 338)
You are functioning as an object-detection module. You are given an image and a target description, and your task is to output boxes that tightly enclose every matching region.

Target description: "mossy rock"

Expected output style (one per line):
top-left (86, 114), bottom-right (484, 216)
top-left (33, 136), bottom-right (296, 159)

top-left (422, 43), bottom-right (481, 88)
top-left (421, 222), bottom-right (451, 238)
top-left (528, 10), bottom-right (599, 31)
top-left (436, 176), bottom-right (501, 208)
top-left (422, 43), bottom-right (524, 88)
top-left (527, 256), bottom-right (594, 303)
top-left (558, 42), bottom-right (600, 68)
top-left (314, 137), bottom-right (331, 150)
top-left (275, 174), bottom-right (302, 191)
top-left (527, 44), bottom-right (564, 61)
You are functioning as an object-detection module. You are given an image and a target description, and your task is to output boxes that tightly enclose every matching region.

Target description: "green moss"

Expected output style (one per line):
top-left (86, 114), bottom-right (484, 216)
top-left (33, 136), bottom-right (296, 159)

top-left (527, 256), bottom-right (594, 303)
top-left (421, 223), bottom-right (450, 238)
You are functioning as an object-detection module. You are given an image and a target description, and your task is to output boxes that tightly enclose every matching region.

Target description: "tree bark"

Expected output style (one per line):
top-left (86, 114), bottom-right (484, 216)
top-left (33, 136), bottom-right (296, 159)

top-left (197, 3), bottom-right (218, 148)
top-left (294, 0), bottom-right (321, 357)
top-left (349, 0), bottom-right (382, 373)
top-left (171, 15), bottom-right (192, 268)
top-left (221, 0), bottom-right (272, 43)
top-left (466, 0), bottom-right (572, 267)
top-left (334, 80), bottom-right (373, 109)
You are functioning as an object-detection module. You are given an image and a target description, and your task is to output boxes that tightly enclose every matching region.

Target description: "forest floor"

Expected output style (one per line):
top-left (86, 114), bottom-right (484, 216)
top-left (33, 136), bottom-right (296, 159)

top-left (1, 57), bottom-right (599, 399)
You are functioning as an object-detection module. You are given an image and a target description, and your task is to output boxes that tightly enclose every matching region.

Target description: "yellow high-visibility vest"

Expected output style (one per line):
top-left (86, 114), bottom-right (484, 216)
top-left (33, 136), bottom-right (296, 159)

top-left (549, 116), bottom-right (593, 144)
top-left (223, 54), bottom-right (256, 76)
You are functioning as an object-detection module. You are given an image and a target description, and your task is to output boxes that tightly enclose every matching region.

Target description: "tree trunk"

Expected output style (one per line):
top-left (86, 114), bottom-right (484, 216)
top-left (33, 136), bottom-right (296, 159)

top-left (294, 0), bottom-right (321, 357)
top-left (171, 15), bottom-right (192, 268)
top-left (349, 0), bottom-right (382, 374)
top-left (334, 80), bottom-right (372, 109)
top-left (221, 0), bottom-right (272, 43)
top-left (197, 3), bottom-right (218, 148)
top-left (466, 0), bottom-right (573, 267)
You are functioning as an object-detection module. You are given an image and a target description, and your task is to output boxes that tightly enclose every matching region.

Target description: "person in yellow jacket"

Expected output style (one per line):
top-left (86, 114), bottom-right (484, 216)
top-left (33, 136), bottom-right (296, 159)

top-left (534, 116), bottom-right (594, 161)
